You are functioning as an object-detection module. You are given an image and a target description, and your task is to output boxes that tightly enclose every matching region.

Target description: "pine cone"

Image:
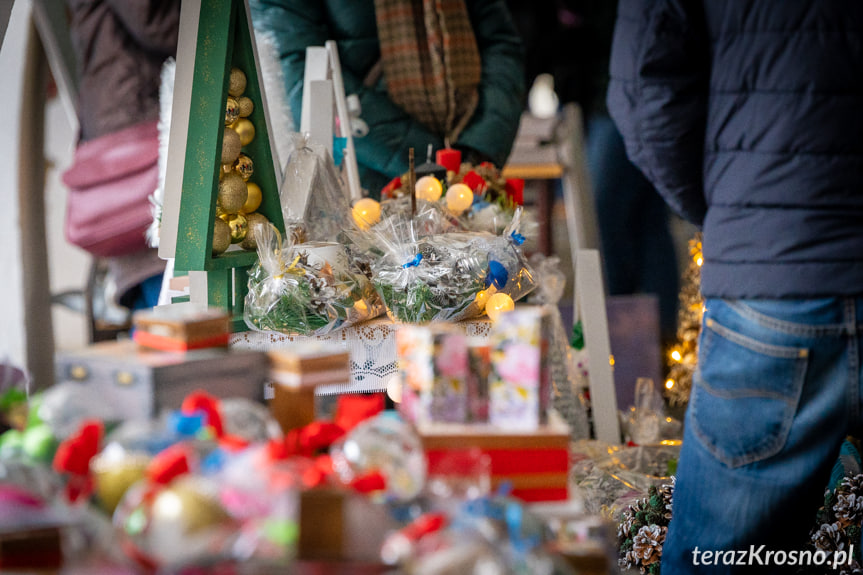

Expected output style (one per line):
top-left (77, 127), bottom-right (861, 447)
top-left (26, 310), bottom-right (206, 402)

top-left (834, 492), bottom-right (863, 527)
top-left (632, 524), bottom-right (667, 567)
top-left (619, 549), bottom-right (638, 571)
top-left (839, 474), bottom-right (863, 497)
top-left (812, 522), bottom-right (847, 553)
top-left (618, 511), bottom-right (636, 541)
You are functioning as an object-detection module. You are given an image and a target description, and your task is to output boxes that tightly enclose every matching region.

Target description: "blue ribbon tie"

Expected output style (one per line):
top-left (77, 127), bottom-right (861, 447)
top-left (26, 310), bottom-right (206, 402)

top-left (402, 253), bottom-right (423, 269)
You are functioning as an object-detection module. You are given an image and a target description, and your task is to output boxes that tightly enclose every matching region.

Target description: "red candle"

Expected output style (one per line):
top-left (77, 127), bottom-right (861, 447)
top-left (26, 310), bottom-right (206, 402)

top-left (435, 148), bottom-right (462, 173)
top-left (505, 179), bottom-right (525, 205)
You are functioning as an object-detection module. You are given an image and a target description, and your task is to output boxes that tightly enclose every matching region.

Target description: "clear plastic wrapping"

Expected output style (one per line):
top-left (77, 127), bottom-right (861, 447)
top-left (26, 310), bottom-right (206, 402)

top-left (244, 223), bottom-right (383, 335)
top-left (279, 133), bottom-right (354, 243)
top-left (363, 209), bottom-right (536, 324)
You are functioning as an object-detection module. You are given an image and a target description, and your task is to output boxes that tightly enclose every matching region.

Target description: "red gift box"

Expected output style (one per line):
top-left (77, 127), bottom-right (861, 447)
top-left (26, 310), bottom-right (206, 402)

top-left (419, 418), bottom-right (570, 502)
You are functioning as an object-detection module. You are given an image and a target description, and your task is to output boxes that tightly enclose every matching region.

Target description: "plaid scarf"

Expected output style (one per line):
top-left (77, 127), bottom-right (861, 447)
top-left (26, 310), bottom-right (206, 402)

top-left (374, 0), bottom-right (481, 144)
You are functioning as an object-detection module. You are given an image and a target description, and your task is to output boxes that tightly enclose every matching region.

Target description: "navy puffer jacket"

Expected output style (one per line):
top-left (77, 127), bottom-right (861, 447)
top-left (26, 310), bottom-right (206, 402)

top-left (608, 1), bottom-right (863, 299)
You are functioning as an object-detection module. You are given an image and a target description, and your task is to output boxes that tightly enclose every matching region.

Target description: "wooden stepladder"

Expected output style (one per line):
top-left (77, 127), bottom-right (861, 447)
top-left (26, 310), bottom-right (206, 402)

top-left (158, 0), bottom-right (286, 331)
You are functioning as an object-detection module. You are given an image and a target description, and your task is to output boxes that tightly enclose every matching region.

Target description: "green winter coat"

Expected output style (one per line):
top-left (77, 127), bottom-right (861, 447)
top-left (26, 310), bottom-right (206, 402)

top-left (250, 0), bottom-right (525, 195)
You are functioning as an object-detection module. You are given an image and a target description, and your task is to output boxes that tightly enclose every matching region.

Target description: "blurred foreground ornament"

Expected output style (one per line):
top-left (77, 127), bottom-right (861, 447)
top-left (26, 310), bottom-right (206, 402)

top-left (114, 475), bottom-right (238, 570)
top-left (330, 413), bottom-right (426, 502)
top-left (90, 446), bottom-right (149, 514)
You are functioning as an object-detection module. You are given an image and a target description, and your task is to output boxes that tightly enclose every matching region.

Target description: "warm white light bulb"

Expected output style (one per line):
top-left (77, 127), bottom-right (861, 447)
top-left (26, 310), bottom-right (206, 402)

top-left (485, 293), bottom-right (514, 321)
top-left (352, 198), bottom-right (381, 230)
top-left (445, 183), bottom-right (474, 214)
top-left (415, 176), bottom-right (443, 202)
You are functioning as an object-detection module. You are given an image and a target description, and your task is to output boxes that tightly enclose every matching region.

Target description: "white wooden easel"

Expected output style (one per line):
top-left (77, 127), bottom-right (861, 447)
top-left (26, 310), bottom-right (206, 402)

top-left (300, 42), bottom-right (362, 203)
top-left (556, 104), bottom-right (621, 444)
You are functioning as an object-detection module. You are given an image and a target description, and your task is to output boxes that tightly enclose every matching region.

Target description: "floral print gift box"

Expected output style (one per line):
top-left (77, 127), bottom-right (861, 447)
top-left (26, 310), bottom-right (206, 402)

top-left (489, 306), bottom-right (552, 430)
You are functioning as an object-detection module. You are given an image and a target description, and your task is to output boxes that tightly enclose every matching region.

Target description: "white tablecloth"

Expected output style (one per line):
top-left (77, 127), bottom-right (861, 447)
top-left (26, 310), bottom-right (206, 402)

top-left (231, 317), bottom-right (492, 395)
top-left (231, 311), bottom-right (591, 440)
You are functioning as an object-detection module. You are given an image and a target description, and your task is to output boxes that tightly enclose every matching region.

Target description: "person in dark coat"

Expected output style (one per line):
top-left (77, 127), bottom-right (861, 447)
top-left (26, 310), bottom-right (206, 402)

top-left (250, 0), bottom-right (525, 195)
top-left (608, 1), bottom-right (863, 572)
top-left (66, 0), bottom-right (180, 310)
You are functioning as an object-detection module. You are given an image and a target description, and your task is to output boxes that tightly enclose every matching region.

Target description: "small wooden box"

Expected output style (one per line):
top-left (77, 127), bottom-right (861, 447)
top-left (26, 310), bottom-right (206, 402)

top-left (55, 340), bottom-right (269, 421)
top-left (132, 307), bottom-right (232, 352)
top-left (266, 345), bottom-right (351, 434)
top-left (419, 414), bottom-right (570, 502)
top-left (298, 487), bottom-right (397, 564)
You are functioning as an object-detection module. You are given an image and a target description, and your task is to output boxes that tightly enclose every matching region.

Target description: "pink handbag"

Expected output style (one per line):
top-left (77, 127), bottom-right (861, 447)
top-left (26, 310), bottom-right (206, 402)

top-left (62, 121), bottom-right (159, 257)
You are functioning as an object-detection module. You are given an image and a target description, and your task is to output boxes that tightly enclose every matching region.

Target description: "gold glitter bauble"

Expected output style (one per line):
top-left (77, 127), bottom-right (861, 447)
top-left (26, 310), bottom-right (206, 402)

top-left (221, 127), bottom-right (242, 164)
top-left (91, 453), bottom-right (149, 515)
top-left (221, 212), bottom-right (248, 244)
top-left (241, 182), bottom-right (262, 213)
top-left (232, 118), bottom-right (255, 147)
top-left (240, 212), bottom-right (269, 251)
top-left (212, 218), bottom-right (231, 255)
top-left (238, 96), bottom-right (254, 117)
top-left (225, 97), bottom-right (240, 126)
top-left (234, 153), bottom-right (254, 181)
top-left (218, 172), bottom-right (247, 213)
top-left (229, 67), bottom-right (247, 98)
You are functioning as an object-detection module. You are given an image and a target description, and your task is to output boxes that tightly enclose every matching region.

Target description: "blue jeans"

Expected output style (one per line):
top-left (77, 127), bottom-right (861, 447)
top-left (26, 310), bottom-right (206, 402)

top-left (663, 298), bottom-right (863, 573)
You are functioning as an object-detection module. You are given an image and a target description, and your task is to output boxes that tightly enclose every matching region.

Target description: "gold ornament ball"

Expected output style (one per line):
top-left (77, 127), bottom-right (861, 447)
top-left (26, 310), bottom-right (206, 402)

top-left (218, 172), bottom-right (248, 213)
top-left (238, 96), bottom-right (254, 117)
top-left (352, 198), bottom-right (381, 230)
top-left (225, 97), bottom-right (240, 126)
top-left (91, 453), bottom-right (150, 515)
top-left (485, 293), bottom-right (515, 322)
top-left (212, 218), bottom-right (232, 255)
top-left (445, 183), bottom-right (474, 215)
top-left (221, 212), bottom-right (248, 244)
top-left (152, 479), bottom-right (232, 533)
top-left (240, 212), bottom-right (269, 251)
top-left (415, 176), bottom-right (443, 202)
top-left (228, 67), bottom-right (247, 98)
top-left (234, 153), bottom-right (254, 181)
top-left (232, 118), bottom-right (255, 147)
top-left (241, 182), bottom-right (262, 213)
top-left (221, 127), bottom-right (242, 165)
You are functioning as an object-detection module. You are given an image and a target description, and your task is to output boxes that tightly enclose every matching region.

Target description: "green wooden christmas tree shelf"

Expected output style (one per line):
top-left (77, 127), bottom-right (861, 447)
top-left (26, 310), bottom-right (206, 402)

top-left (159, 0), bottom-right (286, 332)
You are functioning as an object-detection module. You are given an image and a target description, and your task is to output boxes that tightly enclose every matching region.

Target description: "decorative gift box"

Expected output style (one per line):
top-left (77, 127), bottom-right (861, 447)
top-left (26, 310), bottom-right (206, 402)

top-left (489, 305), bottom-right (552, 430)
top-left (418, 412), bottom-right (570, 502)
top-left (298, 487), bottom-right (397, 564)
top-left (396, 325), bottom-right (469, 425)
top-left (54, 341), bottom-right (269, 421)
top-left (132, 307), bottom-right (232, 352)
top-left (266, 344), bottom-right (350, 434)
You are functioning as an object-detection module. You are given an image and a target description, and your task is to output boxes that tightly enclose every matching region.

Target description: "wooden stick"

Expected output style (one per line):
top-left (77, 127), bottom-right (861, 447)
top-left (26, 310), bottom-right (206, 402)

top-left (409, 147), bottom-right (416, 218)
